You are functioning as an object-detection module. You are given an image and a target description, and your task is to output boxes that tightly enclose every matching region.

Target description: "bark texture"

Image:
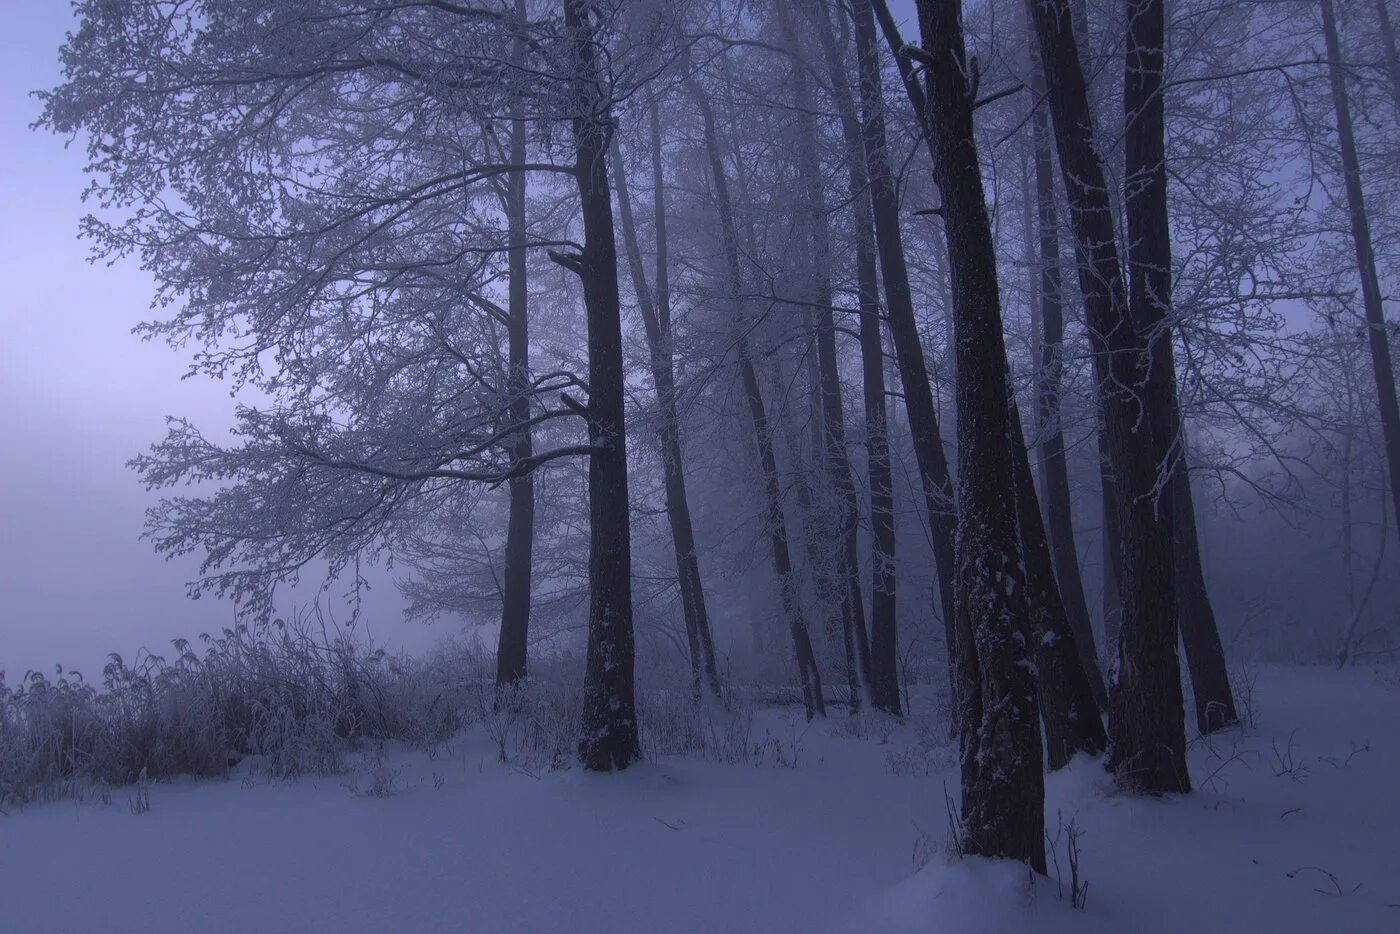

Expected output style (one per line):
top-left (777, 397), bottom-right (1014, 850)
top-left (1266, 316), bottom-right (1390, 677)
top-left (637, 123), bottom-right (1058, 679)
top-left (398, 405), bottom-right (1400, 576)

top-left (915, 0), bottom-right (1046, 873)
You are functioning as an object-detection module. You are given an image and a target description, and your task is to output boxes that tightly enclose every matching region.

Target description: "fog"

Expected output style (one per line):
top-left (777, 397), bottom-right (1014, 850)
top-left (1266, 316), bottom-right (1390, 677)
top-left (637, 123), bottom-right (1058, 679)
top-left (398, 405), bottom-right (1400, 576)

top-left (0, 2), bottom-right (433, 677)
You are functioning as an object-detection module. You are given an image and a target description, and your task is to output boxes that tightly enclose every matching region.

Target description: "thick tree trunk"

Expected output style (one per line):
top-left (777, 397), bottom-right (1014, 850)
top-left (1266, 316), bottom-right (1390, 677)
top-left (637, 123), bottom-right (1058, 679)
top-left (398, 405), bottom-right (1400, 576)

top-left (914, 0), bottom-right (1046, 873)
top-left (565, 0), bottom-right (640, 772)
top-left (1024, 12), bottom-right (1108, 709)
top-left (609, 105), bottom-right (721, 701)
top-left (856, 0), bottom-right (968, 723)
top-left (1124, 0), bottom-right (1237, 734)
top-left (1032, 0), bottom-right (1190, 794)
top-left (686, 71), bottom-right (826, 719)
top-left (1320, 0), bottom-right (1400, 551)
top-left (814, 0), bottom-right (901, 715)
top-left (496, 0), bottom-right (534, 690)
top-left (1010, 398), bottom-right (1109, 769)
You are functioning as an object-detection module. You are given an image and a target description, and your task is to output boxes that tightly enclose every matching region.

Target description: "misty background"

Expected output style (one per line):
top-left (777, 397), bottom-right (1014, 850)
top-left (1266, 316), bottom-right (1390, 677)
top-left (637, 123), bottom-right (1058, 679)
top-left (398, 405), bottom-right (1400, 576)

top-left (0, 2), bottom-right (436, 676)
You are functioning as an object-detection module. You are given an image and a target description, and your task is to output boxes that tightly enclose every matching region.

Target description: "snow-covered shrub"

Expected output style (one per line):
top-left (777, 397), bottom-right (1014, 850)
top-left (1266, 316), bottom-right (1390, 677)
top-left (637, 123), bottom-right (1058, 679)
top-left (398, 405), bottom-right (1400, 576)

top-left (884, 711), bottom-right (956, 777)
top-left (0, 616), bottom-right (491, 805)
top-left (479, 672), bottom-right (579, 776)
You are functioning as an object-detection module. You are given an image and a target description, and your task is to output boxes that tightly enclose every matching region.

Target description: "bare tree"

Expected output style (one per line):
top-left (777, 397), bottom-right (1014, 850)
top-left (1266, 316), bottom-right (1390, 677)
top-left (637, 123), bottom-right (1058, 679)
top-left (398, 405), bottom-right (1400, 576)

top-left (912, 0), bottom-right (1046, 872)
top-left (1031, 0), bottom-right (1191, 794)
top-left (610, 98), bottom-right (722, 700)
top-left (558, 0), bottom-right (640, 771)
top-left (1317, 0), bottom-right (1400, 552)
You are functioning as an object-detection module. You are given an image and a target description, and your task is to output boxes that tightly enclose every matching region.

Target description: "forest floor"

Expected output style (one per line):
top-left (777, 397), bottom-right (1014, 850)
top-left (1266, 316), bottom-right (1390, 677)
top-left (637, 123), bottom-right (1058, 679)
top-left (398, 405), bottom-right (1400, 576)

top-left (3, 664), bottom-right (1397, 933)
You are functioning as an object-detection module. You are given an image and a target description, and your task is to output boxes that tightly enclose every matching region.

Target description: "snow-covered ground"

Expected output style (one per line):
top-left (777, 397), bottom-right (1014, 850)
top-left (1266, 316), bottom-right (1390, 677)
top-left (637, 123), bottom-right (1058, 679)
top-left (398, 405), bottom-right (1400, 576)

top-left (3, 665), bottom-right (1397, 933)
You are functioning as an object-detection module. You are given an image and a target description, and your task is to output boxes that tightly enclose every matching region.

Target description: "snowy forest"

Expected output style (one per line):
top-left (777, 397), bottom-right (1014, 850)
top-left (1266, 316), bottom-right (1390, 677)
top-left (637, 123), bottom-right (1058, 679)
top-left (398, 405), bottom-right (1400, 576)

top-left (3, 0), bottom-right (1400, 929)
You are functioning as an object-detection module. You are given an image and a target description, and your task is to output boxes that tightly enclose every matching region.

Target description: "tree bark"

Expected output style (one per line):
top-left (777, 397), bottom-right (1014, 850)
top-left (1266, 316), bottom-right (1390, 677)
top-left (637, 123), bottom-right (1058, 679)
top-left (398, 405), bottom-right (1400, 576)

top-left (914, 0), bottom-right (1046, 873)
top-left (1010, 396), bottom-right (1109, 769)
top-left (496, 0), bottom-right (534, 690)
top-left (1032, 0), bottom-right (1190, 794)
top-left (1320, 0), bottom-right (1400, 551)
top-left (565, 0), bottom-right (640, 771)
top-left (609, 102), bottom-right (722, 701)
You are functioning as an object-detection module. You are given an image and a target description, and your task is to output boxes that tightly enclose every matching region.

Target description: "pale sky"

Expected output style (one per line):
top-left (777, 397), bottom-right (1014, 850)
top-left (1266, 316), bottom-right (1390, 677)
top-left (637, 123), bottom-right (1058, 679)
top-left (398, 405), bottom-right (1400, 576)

top-left (0, 1), bottom-right (434, 677)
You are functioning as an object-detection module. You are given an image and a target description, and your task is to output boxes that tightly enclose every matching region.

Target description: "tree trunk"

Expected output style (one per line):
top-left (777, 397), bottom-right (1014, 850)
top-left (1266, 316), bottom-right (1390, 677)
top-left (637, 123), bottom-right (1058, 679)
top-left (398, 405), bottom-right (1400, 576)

top-left (1010, 397), bottom-right (1109, 769)
top-left (814, 0), bottom-right (901, 715)
top-left (686, 69), bottom-right (826, 719)
top-left (1032, 0), bottom-right (1190, 794)
top-left (496, 0), bottom-right (534, 690)
top-left (1123, 0), bottom-right (1238, 735)
top-left (856, 0), bottom-right (968, 723)
top-left (609, 103), bottom-right (722, 701)
top-left (1171, 465), bottom-right (1238, 731)
top-left (1099, 441), bottom-right (1125, 663)
top-left (1320, 0), bottom-right (1400, 551)
top-left (914, 0), bottom-right (1046, 873)
top-left (565, 0), bottom-right (639, 772)
top-left (1024, 8), bottom-right (1108, 708)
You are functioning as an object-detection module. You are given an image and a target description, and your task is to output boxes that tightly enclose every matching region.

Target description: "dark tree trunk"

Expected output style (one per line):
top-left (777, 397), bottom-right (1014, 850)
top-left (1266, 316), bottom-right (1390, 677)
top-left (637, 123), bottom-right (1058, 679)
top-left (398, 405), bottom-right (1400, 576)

top-left (859, 266), bottom-right (900, 715)
top-left (1032, 0), bottom-right (1190, 794)
top-left (914, 0), bottom-right (1046, 873)
top-left (1009, 396), bottom-right (1108, 768)
top-left (857, 0), bottom-right (969, 724)
top-left (788, 364), bottom-right (848, 700)
top-left (816, 306), bottom-right (876, 713)
top-left (564, 0), bottom-right (639, 772)
top-left (686, 70), bottom-right (826, 719)
top-left (609, 103), bottom-right (721, 701)
top-left (1124, 0), bottom-right (1237, 734)
top-left (814, 0), bottom-right (900, 715)
top-left (496, 0), bottom-right (534, 690)
top-left (1024, 10), bottom-right (1108, 709)
top-left (1171, 466), bottom-right (1237, 731)
top-left (1099, 435), bottom-right (1125, 659)
top-left (1320, 0), bottom-right (1400, 551)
